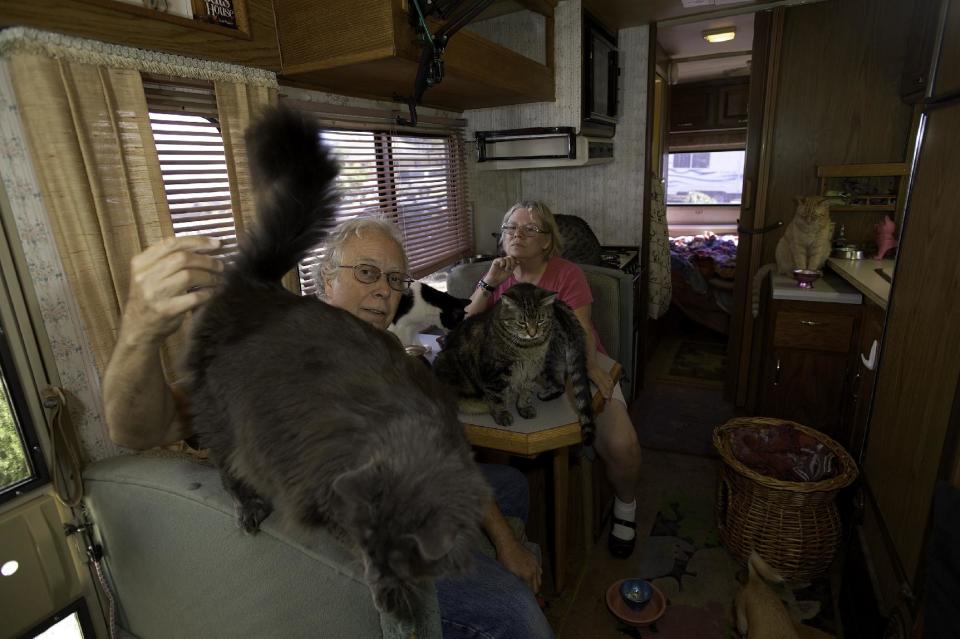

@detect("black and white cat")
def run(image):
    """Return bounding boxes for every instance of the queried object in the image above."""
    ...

[185,107,489,622]
[388,282,469,346]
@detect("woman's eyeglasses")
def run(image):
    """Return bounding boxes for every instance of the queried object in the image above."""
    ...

[500,224,547,237]
[338,264,413,292]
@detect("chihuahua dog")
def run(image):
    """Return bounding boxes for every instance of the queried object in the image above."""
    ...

[735,552,835,639]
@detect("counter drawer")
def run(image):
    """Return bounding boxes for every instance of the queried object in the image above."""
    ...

[774,312,855,352]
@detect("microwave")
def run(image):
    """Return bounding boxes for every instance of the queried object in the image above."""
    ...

[583,11,619,136]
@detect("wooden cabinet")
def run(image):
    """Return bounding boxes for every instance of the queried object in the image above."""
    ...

[843,301,885,461]
[669,83,713,131]
[275,0,556,111]
[668,78,749,133]
[717,82,750,128]
[0,0,281,71]
[759,298,861,446]
[899,0,945,102]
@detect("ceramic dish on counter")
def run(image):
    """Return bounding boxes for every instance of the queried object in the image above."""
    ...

[792,269,822,288]
[832,244,874,260]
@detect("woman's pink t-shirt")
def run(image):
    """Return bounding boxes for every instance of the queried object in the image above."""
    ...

[490,257,606,354]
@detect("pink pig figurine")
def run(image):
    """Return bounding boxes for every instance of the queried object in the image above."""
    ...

[874,215,898,260]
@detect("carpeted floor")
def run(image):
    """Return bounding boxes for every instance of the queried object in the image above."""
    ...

[630,383,737,457]
[546,450,838,638]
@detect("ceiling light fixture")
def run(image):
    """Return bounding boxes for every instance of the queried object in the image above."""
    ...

[703,27,736,43]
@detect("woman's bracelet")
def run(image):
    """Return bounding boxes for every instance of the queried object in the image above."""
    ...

[476,279,496,294]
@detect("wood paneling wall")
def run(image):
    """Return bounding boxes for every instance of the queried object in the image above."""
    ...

[759,0,914,258]
[465,0,649,251]
[865,101,960,585]
[0,0,281,71]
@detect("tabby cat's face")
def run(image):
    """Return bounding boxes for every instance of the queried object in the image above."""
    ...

[500,284,557,341]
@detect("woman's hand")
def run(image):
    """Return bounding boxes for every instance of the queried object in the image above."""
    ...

[123,236,223,346]
[483,256,519,287]
[496,537,542,593]
[588,364,615,400]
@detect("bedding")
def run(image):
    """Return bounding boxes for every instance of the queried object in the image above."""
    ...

[669,233,739,334]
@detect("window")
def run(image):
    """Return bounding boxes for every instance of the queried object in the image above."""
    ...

[297,128,472,297]
[0,315,48,504]
[144,77,238,260]
[666,150,745,205]
[143,81,472,295]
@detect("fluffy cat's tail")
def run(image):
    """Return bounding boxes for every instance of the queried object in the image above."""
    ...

[234,106,339,284]
[751,263,776,318]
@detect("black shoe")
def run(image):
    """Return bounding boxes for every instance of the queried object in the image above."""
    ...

[608,517,636,559]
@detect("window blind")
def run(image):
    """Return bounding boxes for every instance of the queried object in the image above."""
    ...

[143,77,238,260]
[298,128,473,297]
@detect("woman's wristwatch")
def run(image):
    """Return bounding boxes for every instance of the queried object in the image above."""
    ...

[476,279,496,294]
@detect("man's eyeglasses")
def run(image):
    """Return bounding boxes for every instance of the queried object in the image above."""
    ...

[500,224,547,237]
[338,264,413,292]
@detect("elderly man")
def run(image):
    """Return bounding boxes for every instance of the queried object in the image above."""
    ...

[103,218,553,639]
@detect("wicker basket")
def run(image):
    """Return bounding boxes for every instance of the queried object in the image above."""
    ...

[713,417,858,581]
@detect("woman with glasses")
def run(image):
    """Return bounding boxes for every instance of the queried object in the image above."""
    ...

[465,201,643,559]
[103,217,553,639]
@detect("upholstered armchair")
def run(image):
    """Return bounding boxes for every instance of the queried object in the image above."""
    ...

[83,455,441,639]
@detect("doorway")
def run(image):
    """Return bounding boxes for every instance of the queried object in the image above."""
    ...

[637,11,770,455]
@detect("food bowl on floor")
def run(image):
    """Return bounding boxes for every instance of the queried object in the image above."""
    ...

[618,578,653,610]
[607,579,666,627]
[791,269,822,289]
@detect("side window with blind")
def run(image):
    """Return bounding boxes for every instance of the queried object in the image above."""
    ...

[143,77,238,259]
[299,129,472,297]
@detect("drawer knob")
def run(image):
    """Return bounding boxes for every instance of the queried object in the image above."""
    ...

[799,320,822,326]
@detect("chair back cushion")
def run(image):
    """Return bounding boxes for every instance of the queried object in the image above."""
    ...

[83,455,440,639]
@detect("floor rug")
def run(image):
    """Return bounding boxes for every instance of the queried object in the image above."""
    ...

[648,337,727,390]
[626,484,838,638]
[629,383,735,457]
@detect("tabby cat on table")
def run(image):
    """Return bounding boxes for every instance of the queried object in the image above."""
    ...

[433,282,596,445]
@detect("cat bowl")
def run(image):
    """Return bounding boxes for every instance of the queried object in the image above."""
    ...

[792,269,822,289]
[607,579,666,627]
[618,578,653,610]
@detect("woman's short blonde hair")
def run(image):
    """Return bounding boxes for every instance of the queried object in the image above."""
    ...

[313,216,407,297]
[500,200,564,258]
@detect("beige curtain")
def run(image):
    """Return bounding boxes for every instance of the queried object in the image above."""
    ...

[8,53,174,375]
[214,82,297,293]
[7,52,280,376]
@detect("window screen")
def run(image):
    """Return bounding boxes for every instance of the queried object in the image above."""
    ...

[298,128,472,297]
[143,77,238,260]
[666,149,745,205]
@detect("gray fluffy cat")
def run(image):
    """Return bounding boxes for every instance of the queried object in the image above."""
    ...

[433,283,596,445]
[185,107,490,622]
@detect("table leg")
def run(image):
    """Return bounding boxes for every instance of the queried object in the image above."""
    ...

[581,457,594,550]
[552,446,569,593]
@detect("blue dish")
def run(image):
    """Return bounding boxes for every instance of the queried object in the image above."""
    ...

[619,579,653,611]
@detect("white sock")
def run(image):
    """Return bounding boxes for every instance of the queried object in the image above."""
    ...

[612,497,637,541]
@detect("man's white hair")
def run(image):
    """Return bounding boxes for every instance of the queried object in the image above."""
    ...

[314,216,407,297]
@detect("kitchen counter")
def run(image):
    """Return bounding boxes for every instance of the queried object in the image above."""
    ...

[826,257,894,309]
[771,272,862,304]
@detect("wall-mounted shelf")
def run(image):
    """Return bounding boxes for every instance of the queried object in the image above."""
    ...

[817,162,909,218]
